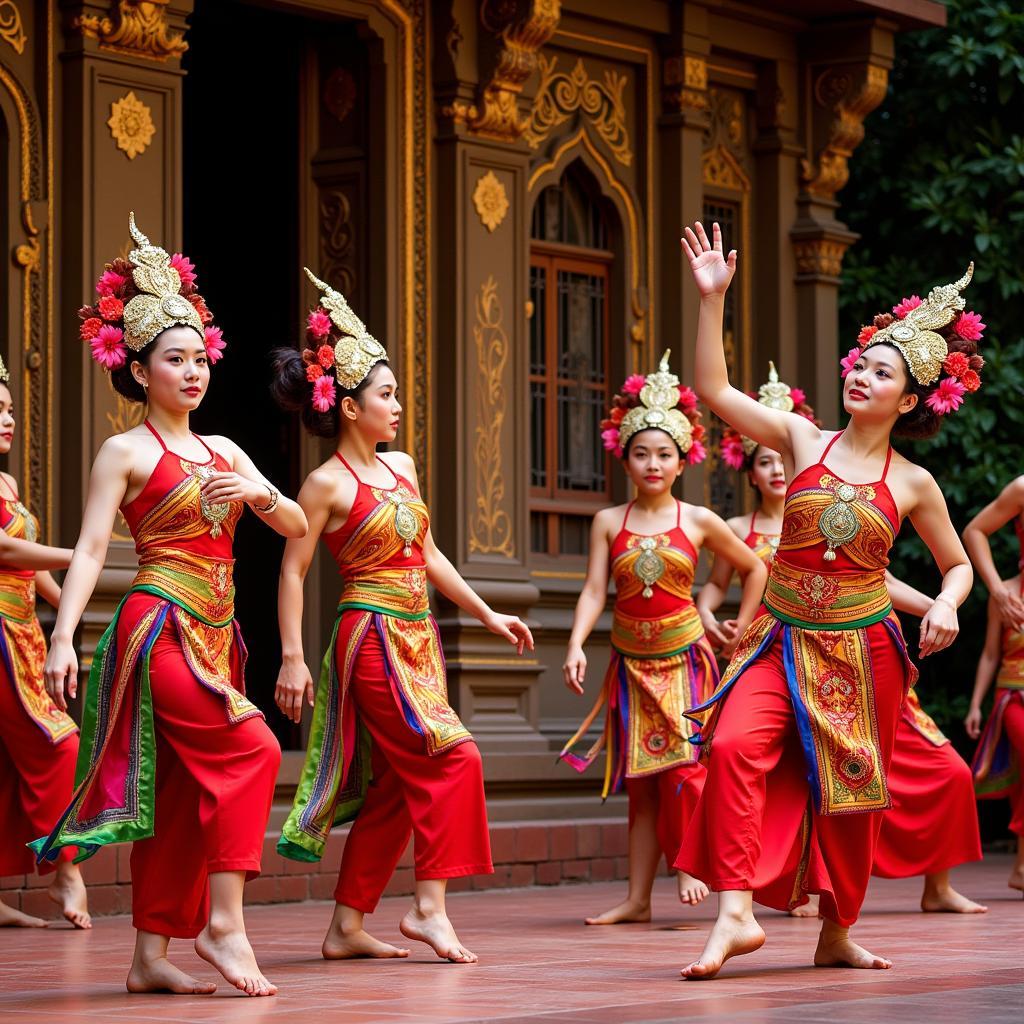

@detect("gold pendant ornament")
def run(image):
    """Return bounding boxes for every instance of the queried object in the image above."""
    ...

[184,461,229,539]
[391,492,418,557]
[634,537,666,598]
[12,501,36,542]
[819,482,861,561]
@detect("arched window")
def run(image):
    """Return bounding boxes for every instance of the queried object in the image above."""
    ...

[529,164,613,557]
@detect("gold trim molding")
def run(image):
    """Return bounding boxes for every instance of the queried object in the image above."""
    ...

[702,144,750,193]
[472,170,509,232]
[107,90,155,159]
[0,1,26,54]
[76,0,188,62]
[663,54,707,114]
[524,55,632,166]
[469,276,515,559]
[792,237,850,278]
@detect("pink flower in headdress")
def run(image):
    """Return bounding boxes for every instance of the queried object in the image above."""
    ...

[686,440,707,466]
[90,324,127,370]
[312,374,336,412]
[601,427,621,452]
[316,344,335,370]
[306,363,324,382]
[79,317,103,341]
[840,346,862,379]
[204,326,226,364]
[954,311,985,342]
[925,377,966,415]
[942,351,969,378]
[95,269,127,297]
[720,433,746,471]
[677,385,698,411]
[856,324,878,346]
[169,254,197,290]
[789,387,806,406]
[892,295,922,319]
[98,295,124,321]
[307,309,332,340]
[960,369,981,393]
[622,374,646,396]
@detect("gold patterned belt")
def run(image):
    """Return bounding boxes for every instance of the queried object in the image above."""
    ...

[0,574,35,623]
[339,566,430,621]
[764,557,891,629]
[134,547,235,626]
[611,604,704,659]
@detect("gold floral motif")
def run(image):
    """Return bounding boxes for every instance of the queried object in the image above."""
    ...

[662,54,707,113]
[472,170,509,232]
[76,1,188,62]
[107,92,156,160]
[792,238,849,278]
[523,55,632,166]
[469,277,514,558]
[0,1,26,54]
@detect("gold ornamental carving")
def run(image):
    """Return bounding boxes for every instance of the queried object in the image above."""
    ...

[523,55,632,166]
[0,1,26,54]
[801,63,888,199]
[107,91,155,159]
[319,187,356,297]
[472,170,510,232]
[663,54,707,114]
[793,238,849,278]
[469,276,515,559]
[77,0,188,61]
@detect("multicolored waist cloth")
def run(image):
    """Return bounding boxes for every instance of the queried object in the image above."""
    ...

[561,604,716,798]
[31,552,259,865]
[0,573,77,744]
[995,629,1024,689]
[279,597,471,863]
[972,687,1023,800]
[338,566,430,620]
[689,563,915,816]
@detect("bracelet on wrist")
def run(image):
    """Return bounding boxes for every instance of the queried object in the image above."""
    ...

[253,483,279,514]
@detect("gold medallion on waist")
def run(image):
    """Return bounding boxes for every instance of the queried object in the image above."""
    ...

[633,537,666,599]
[181,459,229,539]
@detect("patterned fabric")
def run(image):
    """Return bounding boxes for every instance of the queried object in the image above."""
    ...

[764,560,892,629]
[0,501,77,744]
[996,625,1024,689]
[972,688,1022,799]
[902,688,947,747]
[31,444,260,865]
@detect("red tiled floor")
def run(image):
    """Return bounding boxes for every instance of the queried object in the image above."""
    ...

[0,856,1021,1022]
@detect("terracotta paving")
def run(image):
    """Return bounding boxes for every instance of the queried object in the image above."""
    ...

[1,856,1021,1023]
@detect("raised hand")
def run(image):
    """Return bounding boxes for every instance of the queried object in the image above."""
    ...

[680,221,737,298]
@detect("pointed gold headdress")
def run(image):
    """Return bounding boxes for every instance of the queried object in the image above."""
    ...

[863,264,974,386]
[304,268,388,390]
[740,361,794,455]
[0,354,9,384]
[123,212,204,351]
[618,350,693,454]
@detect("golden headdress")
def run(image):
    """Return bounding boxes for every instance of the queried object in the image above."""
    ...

[123,212,204,351]
[863,263,974,386]
[617,350,694,455]
[304,268,388,390]
[0,355,8,384]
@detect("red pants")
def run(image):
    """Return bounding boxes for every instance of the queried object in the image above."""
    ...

[873,714,981,878]
[0,665,78,876]
[1002,696,1024,836]
[675,629,904,926]
[626,762,705,865]
[335,624,492,912]
[127,602,281,938]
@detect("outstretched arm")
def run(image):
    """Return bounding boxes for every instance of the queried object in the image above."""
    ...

[0,535,73,571]
[965,592,1003,739]
[963,476,1024,631]
[563,511,613,694]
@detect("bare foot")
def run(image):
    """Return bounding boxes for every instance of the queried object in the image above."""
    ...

[814,932,892,969]
[126,954,217,995]
[921,887,988,914]
[323,923,410,960]
[681,915,765,979]
[584,898,651,925]
[195,923,277,996]
[0,901,48,928]
[48,870,91,929]
[1008,865,1024,893]
[790,894,821,918]
[400,907,477,963]
[677,873,710,906]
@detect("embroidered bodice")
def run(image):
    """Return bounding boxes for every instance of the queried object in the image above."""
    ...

[744,508,780,567]
[0,495,38,580]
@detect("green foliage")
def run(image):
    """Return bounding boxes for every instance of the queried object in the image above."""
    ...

[839,0,1024,744]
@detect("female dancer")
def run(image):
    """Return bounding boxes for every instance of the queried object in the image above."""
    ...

[701,367,984,917]
[36,215,306,996]
[561,353,766,925]
[273,270,533,965]
[676,221,974,978]
[0,359,89,929]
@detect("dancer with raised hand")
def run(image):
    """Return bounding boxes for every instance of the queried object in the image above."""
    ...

[676,221,975,979]
[561,354,766,925]
[273,270,533,965]
[34,214,306,996]
[0,358,89,930]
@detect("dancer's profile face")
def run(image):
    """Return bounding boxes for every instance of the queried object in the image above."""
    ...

[342,364,401,444]
[133,326,210,412]
[0,384,14,455]
[748,446,785,499]
[842,345,917,422]
[624,429,683,495]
